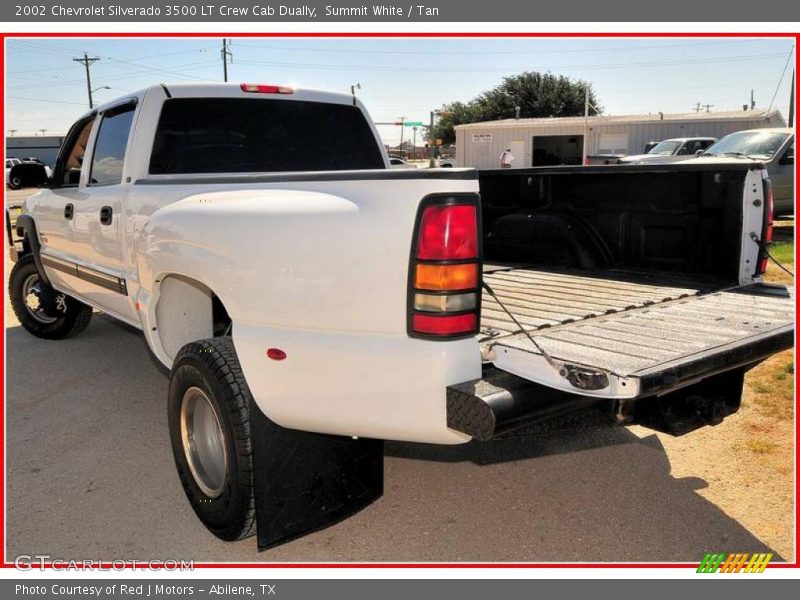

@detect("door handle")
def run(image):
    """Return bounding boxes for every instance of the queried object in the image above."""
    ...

[64,203,74,220]
[99,206,113,225]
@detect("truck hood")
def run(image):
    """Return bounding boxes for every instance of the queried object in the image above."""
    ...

[618,154,671,163]
[679,156,765,166]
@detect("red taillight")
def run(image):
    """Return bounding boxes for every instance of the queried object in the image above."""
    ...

[409,197,481,339]
[412,313,477,336]
[416,204,478,260]
[756,178,775,275]
[240,83,294,94]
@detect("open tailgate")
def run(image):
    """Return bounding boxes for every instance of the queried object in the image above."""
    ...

[481,269,794,399]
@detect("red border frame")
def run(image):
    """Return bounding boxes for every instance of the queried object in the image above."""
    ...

[1,29,797,571]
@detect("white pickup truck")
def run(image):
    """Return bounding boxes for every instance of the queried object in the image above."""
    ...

[7,83,794,551]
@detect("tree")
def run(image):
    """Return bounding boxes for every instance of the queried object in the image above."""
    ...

[432,72,601,144]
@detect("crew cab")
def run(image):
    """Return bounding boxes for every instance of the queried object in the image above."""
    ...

[7,84,794,550]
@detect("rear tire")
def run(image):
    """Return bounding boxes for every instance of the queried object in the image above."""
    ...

[8,254,93,339]
[168,338,256,542]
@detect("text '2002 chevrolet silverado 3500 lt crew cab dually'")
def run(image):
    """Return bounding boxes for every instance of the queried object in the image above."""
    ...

[6,83,794,550]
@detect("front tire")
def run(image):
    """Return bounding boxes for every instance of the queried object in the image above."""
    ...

[168,338,256,542]
[8,254,93,339]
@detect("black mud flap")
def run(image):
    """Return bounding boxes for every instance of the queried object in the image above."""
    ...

[248,399,384,551]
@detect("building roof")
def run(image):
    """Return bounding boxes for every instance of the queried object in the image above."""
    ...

[454,109,784,130]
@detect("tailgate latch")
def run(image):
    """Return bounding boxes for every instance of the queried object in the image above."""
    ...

[560,364,610,391]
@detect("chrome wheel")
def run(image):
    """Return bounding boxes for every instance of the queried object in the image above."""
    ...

[22,273,59,324]
[180,386,228,498]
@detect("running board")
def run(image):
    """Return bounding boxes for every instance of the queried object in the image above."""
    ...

[248,399,384,551]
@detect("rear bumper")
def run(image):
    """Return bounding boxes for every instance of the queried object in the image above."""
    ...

[446,366,601,441]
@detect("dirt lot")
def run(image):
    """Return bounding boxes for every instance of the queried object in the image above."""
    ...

[3,192,795,563]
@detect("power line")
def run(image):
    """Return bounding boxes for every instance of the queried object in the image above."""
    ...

[767,45,795,112]
[7,96,88,106]
[234,51,789,74]
[238,38,781,56]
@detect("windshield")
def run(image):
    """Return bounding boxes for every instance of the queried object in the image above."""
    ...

[703,131,790,159]
[647,140,681,155]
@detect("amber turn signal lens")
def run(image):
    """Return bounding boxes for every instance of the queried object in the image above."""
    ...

[415,263,478,291]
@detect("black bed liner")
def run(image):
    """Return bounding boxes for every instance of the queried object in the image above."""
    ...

[480,265,794,397]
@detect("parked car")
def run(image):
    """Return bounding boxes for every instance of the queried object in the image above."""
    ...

[388,156,415,169]
[685,128,794,217]
[7,84,793,551]
[5,157,22,188]
[618,137,718,164]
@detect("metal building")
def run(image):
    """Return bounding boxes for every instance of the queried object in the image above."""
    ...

[454,109,786,169]
[6,135,65,167]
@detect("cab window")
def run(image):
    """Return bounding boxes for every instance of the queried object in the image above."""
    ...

[57,117,96,187]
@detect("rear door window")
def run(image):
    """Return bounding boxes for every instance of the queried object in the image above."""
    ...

[149,98,385,174]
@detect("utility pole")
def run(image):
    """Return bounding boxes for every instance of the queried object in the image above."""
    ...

[398,116,406,157]
[703,103,714,113]
[751,89,756,110]
[73,53,100,109]
[693,102,702,113]
[8,129,17,137]
[412,126,417,159]
[582,86,589,165]
[789,70,795,127]
[428,111,435,167]
[221,39,233,82]
[39,129,47,136]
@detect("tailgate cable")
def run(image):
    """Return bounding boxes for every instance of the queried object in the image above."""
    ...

[481,280,610,391]
[750,233,794,278]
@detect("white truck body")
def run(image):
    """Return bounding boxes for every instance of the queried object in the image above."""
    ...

[9,84,793,549]
[14,84,793,447]
[20,84,481,444]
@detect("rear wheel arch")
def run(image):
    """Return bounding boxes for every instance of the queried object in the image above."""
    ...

[152,273,233,364]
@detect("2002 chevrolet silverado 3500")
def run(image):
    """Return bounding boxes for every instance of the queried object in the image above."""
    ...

[6,83,794,550]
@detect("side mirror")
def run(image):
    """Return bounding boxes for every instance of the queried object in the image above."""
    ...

[780,151,794,166]
[695,149,705,157]
[7,163,49,190]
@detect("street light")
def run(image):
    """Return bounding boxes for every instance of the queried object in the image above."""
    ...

[88,85,111,108]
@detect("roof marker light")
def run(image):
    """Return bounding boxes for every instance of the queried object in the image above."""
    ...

[240,83,294,94]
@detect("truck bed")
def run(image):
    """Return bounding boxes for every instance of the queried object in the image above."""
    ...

[480,265,794,397]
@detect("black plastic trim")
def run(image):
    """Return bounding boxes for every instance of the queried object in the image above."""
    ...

[14,214,49,286]
[160,83,172,98]
[40,254,128,296]
[478,162,764,176]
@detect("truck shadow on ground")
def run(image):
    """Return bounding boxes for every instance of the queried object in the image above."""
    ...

[4,314,784,563]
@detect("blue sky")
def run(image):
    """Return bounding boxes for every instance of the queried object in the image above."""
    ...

[5,37,796,143]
